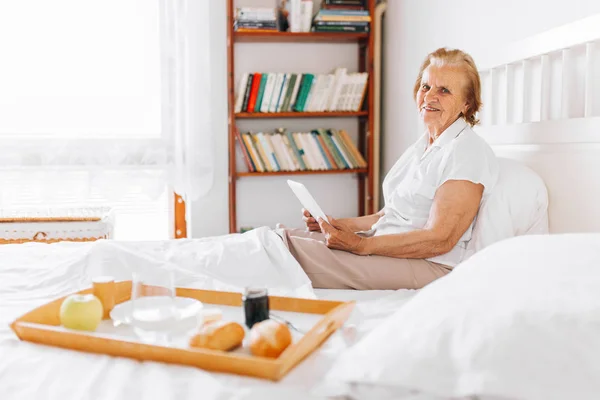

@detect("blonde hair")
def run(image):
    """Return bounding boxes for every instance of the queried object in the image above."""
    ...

[413,48,482,126]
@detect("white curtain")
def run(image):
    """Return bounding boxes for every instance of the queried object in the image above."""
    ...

[0,0,213,238]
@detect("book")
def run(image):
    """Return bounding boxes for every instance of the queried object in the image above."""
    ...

[246,73,262,112]
[234,73,249,113]
[242,133,264,172]
[235,126,255,171]
[313,25,369,32]
[260,74,277,113]
[253,74,269,112]
[251,133,273,171]
[241,73,254,112]
[235,69,368,114]
[339,129,367,167]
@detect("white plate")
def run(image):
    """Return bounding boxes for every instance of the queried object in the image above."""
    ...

[110,297,204,331]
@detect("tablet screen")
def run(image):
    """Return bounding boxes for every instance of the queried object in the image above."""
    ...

[286,180,327,222]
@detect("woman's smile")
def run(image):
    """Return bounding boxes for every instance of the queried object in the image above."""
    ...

[416,64,469,139]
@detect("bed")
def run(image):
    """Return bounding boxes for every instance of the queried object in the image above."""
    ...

[3,14,600,400]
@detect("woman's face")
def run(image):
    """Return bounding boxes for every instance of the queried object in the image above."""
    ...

[416,64,469,137]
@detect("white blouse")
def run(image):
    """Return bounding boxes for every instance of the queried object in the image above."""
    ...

[370,118,499,267]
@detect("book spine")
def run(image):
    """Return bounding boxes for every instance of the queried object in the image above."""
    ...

[311,131,332,169]
[234,73,249,113]
[258,132,280,171]
[281,74,297,112]
[260,74,276,113]
[314,20,370,26]
[332,129,357,167]
[289,0,302,32]
[301,75,317,112]
[339,129,367,167]
[313,25,370,32]
[354,72,369,111]
[322,129,346,169]
[268,73,284,113]
[292,75,309,112]
[300,74,316,112]
[241,73,254,112]
[242,133,264,172]
[286,130,307,170]
[268,133,288,170]
[318,10,369,16]
[275,73,290,112]
[251,133,272,171]
[246,73,262,113]
[277,134,294,171]
[315,15,371,22]
[326,129,350,168]
[300,0,313,33]
[307,132,327,170]
[281,134,300,170]
[298,133,316,170]
[315,130,337,169]
[253,73,269,113]
[235,128,255,171]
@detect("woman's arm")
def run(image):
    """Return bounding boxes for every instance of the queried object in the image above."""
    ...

[303,209,383,233]
[318,180,483,258]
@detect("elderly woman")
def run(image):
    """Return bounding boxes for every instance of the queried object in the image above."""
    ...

[277,47,499,290]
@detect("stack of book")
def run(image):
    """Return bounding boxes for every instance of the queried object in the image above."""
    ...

[313,7,370,33]
[234,7,278,32]
[321,0,366,10]
[234,68,368,114]
[236,127,367,172]
[285,0,314,32]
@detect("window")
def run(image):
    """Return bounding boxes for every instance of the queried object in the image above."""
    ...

[0,0,177,240]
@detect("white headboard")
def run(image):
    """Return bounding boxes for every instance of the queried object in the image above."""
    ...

[473,14,600,233]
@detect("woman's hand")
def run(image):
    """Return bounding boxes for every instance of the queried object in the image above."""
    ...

[302,208,322,232]
[318,216,369,255]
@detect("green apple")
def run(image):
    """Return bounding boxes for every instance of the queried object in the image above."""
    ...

[59,294,104,332]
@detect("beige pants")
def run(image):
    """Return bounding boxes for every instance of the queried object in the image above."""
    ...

[275,227,452,290]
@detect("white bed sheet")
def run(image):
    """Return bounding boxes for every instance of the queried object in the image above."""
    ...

[0,232,483,400]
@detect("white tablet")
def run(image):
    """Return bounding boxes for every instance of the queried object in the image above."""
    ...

[286,180,328,222]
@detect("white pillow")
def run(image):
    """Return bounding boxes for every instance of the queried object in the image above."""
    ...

[327,233,600,400]
[467,157,549,257]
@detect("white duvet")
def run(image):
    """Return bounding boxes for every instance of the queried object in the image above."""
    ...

[0,227,427,400]
[3,229,598,400]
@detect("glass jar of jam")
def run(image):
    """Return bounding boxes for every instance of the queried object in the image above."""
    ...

[242,287,269,329]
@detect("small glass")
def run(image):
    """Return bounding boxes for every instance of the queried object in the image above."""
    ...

[130,268,176,345]
[243,287,269,329]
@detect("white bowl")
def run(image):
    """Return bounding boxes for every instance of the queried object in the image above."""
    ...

[110,297,204,332]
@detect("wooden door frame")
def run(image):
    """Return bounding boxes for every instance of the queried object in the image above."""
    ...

[174,193,187,238]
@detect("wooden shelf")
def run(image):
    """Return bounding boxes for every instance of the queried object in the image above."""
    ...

[235,111,368,119]
[226,0,376,233]
[236,168,368,177]
[234,31,369,43]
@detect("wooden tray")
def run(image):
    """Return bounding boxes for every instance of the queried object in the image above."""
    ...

[10,281,355,381]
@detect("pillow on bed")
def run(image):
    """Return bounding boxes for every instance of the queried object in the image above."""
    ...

[326,233,600,400]
[467,157,549,258]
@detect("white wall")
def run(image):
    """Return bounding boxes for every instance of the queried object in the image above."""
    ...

[383,0,600,173]
[193,0,600,238]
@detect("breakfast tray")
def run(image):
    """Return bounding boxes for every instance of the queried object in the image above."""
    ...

[10,281,355,381]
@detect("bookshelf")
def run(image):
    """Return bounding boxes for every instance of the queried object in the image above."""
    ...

[227,0,376,233]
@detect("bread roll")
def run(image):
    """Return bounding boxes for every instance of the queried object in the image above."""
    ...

[189,320,245,351]
[248,319,292,358]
